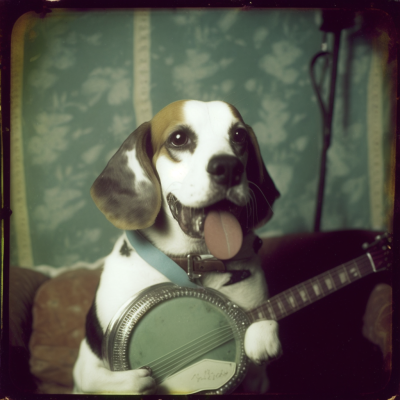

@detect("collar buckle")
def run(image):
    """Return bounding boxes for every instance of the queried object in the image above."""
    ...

[187,254,202,281]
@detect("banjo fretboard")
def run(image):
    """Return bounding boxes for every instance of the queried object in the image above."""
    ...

[248,247,386,323]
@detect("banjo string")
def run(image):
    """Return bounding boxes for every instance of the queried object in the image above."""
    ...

[154,329,235,383]
[147,326,233,376]
[142,325,233,370]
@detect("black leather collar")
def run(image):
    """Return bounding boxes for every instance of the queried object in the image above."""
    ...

[171,236,262,286]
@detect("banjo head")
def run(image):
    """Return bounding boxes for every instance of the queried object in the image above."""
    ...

[102,282,251,394]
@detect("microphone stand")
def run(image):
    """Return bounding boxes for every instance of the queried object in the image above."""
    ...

[311,10,355,232]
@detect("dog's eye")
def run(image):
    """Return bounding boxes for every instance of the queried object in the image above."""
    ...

[232,128,247,144]
[169,131,188,147]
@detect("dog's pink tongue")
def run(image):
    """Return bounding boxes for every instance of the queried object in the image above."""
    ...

[204,210,243,260]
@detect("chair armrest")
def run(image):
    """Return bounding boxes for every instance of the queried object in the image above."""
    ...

[9,266,49,393]
[9,266,49,349]
[362,283,392,368]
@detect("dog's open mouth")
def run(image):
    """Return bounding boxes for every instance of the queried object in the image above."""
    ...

[167,193,242,239]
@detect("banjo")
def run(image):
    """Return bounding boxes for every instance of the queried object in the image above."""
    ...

[102,233,392,395]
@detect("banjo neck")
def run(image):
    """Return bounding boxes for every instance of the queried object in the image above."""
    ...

[247,243,390,323]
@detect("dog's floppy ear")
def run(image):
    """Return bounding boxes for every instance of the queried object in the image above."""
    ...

[245,124,280,229]
[91,122,161,230]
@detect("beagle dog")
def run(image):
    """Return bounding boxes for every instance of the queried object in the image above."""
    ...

[73,100,281,394]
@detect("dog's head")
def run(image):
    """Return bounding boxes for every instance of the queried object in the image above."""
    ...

[91,100,279,237]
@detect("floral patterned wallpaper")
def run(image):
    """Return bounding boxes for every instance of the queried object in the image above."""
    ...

[10,9,394,268]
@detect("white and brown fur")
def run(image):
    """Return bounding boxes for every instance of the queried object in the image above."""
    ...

[73,100,282,394]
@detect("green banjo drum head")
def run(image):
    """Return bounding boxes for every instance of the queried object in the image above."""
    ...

[103,283,251,395]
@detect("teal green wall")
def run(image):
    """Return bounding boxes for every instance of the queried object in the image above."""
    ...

[11,9,393,267]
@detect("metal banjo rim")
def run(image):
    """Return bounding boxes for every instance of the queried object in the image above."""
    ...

[102,282,251,395]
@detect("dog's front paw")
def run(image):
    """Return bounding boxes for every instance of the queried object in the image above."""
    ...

[76,367,157,394]
[244,320,281,365]
[126,368,157,395]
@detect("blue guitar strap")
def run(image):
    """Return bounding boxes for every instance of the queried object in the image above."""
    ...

[125,230,202,289]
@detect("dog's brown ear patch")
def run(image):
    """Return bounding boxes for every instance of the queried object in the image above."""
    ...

[245,124,280,229]
[91,122,161,230]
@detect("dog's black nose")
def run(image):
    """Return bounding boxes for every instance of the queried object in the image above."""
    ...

[207,155,244,187]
